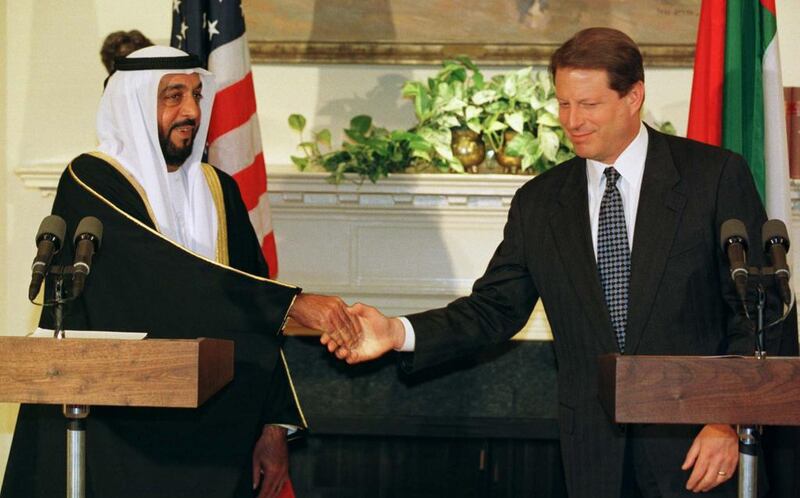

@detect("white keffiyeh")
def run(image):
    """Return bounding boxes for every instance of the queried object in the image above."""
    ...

[96,45,219,259]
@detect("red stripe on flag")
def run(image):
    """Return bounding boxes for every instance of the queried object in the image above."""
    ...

[232,153,267,211]
[262,230,279,279]
[207,72,257,145]
[687,0,727,146]
[759,0,776,15]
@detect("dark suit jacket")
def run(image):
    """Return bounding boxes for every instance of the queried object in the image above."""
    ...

[406,127,786,497]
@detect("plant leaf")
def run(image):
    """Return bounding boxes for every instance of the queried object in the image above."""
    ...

[503,75,517,98]
[288,114,306,132]
[506,111,525,133]
[536,70,553,95]
[473,72,485,89]
[505,131,535,157]
[441,115,462,128]
[350,115,372,134]
[536,112,561,127]
[401,81,423,98]
[315,129,332,147]
[411,148,432,161]
[454,55,479,71]
[448,156,465,173]
[466,118,482,134]
[539,126,560,162]
[290,155,309,170]
[344,128,367,144]
[543,98,559,116]
[521,154,534,171]
[465,105,483,121]
[486,120,508,132]
[471,89,497,106]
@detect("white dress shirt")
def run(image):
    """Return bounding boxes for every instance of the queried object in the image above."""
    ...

[397,123,650,352]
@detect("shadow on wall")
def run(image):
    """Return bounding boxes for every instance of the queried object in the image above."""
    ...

[317,73,415,136]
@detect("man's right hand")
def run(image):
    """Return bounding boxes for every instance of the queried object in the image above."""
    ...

[324,303,405,364]
[290,293,358,348]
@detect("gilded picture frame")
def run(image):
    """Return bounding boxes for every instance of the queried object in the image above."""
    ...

[243,0,700,67]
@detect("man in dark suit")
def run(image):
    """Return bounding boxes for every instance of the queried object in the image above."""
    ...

[324,28,783,497]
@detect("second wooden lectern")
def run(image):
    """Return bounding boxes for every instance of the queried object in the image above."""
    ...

[598,354,800,497]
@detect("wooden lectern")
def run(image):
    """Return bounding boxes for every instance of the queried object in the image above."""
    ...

[0,336,235,498]
[598,354,800,497]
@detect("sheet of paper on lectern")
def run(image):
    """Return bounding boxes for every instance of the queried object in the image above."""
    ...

[29,328,148,340]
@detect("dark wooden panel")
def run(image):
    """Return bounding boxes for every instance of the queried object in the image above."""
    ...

[307,415,559,440]
[599,354,800,425]
[283,337,560,438]
[489,439,568,498]
[289,435,568,498]
[290,435,487,498]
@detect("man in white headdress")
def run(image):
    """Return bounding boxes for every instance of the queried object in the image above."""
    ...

[2,46,353,498]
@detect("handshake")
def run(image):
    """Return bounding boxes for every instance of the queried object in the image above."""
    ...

[288,293,407,364]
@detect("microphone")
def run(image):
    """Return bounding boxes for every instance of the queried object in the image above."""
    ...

[762,219,792,305]
[28,215,67,301]
[720,219,750,303]
[71,217,103,299]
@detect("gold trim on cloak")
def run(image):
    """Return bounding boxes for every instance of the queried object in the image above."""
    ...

[88,151,161,230]
[200,163,229,266]
[281,344,309,429]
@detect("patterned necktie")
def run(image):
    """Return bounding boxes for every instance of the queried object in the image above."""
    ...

[597,167,630,353]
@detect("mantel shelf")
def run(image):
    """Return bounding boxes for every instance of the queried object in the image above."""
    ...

[15,162,800,216]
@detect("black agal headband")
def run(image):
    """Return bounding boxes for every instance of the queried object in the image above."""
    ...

[113,55,204,71]
[104,54,204,89]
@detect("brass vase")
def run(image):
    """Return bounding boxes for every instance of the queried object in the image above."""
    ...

[494,130,523,174]
[451,128,486,173]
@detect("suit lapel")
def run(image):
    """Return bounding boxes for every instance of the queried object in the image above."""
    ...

[549,159,617,353]
[625,128,686,354]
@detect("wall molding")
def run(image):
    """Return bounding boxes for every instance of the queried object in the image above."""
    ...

[14,162,65,195]
[16,162,800,214]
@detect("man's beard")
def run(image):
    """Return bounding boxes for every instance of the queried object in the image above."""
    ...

[160,119,197,167]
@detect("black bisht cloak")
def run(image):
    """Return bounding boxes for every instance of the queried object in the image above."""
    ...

[2,153,305,498]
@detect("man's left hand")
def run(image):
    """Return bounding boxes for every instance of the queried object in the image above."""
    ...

[681,423,738,492]
[252,425,289,498]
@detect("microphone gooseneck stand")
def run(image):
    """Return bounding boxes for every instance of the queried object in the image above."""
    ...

[38,266,90,498]
[735,271,794,498]
[27,214,102,498]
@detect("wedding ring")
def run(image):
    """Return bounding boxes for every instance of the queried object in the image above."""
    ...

[717,471,727,477]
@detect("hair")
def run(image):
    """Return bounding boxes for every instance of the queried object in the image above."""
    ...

[549,27,644,96]
[100,30,154,74]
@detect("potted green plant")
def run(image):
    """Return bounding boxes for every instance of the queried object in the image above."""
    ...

[401,56,488,173]
[288,114,433,184]
[472,67,574,174]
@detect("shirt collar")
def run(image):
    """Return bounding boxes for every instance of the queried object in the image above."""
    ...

[586,122,648,188]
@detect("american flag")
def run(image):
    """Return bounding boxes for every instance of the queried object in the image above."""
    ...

[171,0,279,278]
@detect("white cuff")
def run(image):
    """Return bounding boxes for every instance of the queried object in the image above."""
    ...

[273,424,299,436]
[395,316,416,352]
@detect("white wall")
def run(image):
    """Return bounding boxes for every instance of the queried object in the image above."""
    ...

[1,0,799,481]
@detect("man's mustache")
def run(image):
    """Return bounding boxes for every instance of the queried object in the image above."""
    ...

[170,119,197,133]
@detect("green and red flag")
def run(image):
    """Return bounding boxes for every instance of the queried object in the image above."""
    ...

[687,0,791,222]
